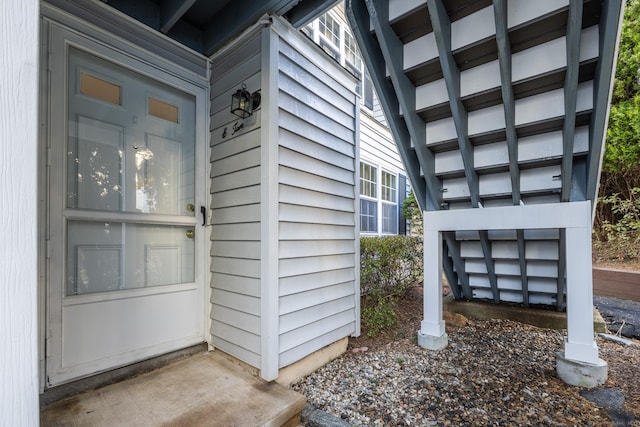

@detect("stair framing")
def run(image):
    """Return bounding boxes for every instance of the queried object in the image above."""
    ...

[347,0,623,308]
[347,0,623,386]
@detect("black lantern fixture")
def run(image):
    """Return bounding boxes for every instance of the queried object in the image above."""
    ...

[230,83,261,118]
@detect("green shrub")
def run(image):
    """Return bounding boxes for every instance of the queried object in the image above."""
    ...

[361,297,397,337]
[593,188,640,262]
[360,235,423,336]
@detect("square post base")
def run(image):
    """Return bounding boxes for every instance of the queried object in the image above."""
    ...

[417,331,448,350]
[556,351,608,388]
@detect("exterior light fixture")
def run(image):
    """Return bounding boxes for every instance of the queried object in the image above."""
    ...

[230,83,261,118]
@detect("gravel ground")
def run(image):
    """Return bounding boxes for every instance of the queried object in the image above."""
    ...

[293,319,640,426]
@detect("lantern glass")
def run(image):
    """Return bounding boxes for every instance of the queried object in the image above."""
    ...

[231,86,252,118]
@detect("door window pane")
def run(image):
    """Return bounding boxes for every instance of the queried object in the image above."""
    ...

[80,72,121,105]
[148,97,179,123]
[67,47,195,216]
[66,221,195,296]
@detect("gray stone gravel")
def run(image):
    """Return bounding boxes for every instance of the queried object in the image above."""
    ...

[293,319,617,426]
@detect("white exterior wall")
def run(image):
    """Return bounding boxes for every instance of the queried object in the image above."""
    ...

[309,3,407,236]
[275,28,359,368]
[360,113,404,173]
[0,0,40,423]
[210,19,359,380]
[210,32,264,369]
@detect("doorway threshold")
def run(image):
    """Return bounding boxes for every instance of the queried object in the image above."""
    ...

[41,350,306,426]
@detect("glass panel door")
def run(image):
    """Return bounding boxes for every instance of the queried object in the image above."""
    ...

[46,26,206,386]
[65,47,197,296]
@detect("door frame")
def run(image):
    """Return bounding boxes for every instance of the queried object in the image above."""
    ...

[40,12,211,389]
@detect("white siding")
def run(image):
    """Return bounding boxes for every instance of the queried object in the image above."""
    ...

[1,0,39,423]
[209,19,358,379]
[360,113,404,173]
[210,32,263,368]
[277,35,358,369]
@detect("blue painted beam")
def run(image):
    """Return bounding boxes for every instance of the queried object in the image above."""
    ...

[426,0,479,208]
[202,0,296,55]
[359,0,443,212]
[493,0,519,205]
[561,0,583,202]
[587,0,624,203]
[442,241,463,300]
[347,0,428,211]
[286,0,342,28]
[516,229,529,307]
[493,0,527,305]
[428,0,498,303]
[443,232,472,300]
[557,229,567,311]
[160,0,197,34]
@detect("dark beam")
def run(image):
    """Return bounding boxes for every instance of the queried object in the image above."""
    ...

[517,229,529,307]
[493,0,520,205]
[428,0,498,302]
[557,229,567,311]
[479,230,500,303]
[586,0,624,203]
[160,0,197,34]
[443,239,462,300]
[286,0,342,28]
[202,0,296,55]
[347,0,428,211]
[426,0,479,208]
[561,0,583,202]
[362,0,443,211]
[494,0,527,305]
[443,232,472,300]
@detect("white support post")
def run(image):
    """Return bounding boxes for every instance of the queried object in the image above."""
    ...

[556,204,607,387]
[417,212,448,350]
[564,225,599,363]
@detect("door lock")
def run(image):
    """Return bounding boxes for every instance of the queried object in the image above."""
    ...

[186,203,195,212]
[186,229,194,239]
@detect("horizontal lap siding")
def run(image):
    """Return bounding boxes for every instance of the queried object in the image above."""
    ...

[209,32,262,368]
[276,37,358,368]
[360,116,404,173]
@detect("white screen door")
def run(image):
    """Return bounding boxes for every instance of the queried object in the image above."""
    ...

[46,27,207,386]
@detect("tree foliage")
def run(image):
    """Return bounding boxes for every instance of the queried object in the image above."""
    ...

[594,0,640,261]
[602,0,640,181]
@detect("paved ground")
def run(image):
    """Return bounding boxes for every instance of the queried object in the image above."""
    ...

[41,352,306,427]
[594,296,640,339]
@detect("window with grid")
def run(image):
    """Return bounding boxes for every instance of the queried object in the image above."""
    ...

[360,162,378,233]
[381,171,397,234]
[381,171,396,203]
[344,32,362,71]
[360,199,377,232]
[319,13,340,48]
[360,162,377,198]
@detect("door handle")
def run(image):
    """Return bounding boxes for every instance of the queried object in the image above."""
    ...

[200,206,207,226]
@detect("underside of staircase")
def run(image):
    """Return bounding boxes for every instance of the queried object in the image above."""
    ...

[347,0,623,310]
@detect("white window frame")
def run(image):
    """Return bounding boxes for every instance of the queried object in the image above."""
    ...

[381,169,398,234]
[359,161,378,234]
[318,12,341,61]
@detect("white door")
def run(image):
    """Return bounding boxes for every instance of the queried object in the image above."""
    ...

[46,27,208,386]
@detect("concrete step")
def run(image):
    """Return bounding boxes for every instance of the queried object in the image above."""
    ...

[41,351,306,427]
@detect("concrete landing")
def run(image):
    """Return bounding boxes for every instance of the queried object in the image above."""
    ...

[41,351,306,427]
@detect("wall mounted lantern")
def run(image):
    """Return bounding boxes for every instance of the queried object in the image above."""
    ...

[230,83,261,118]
